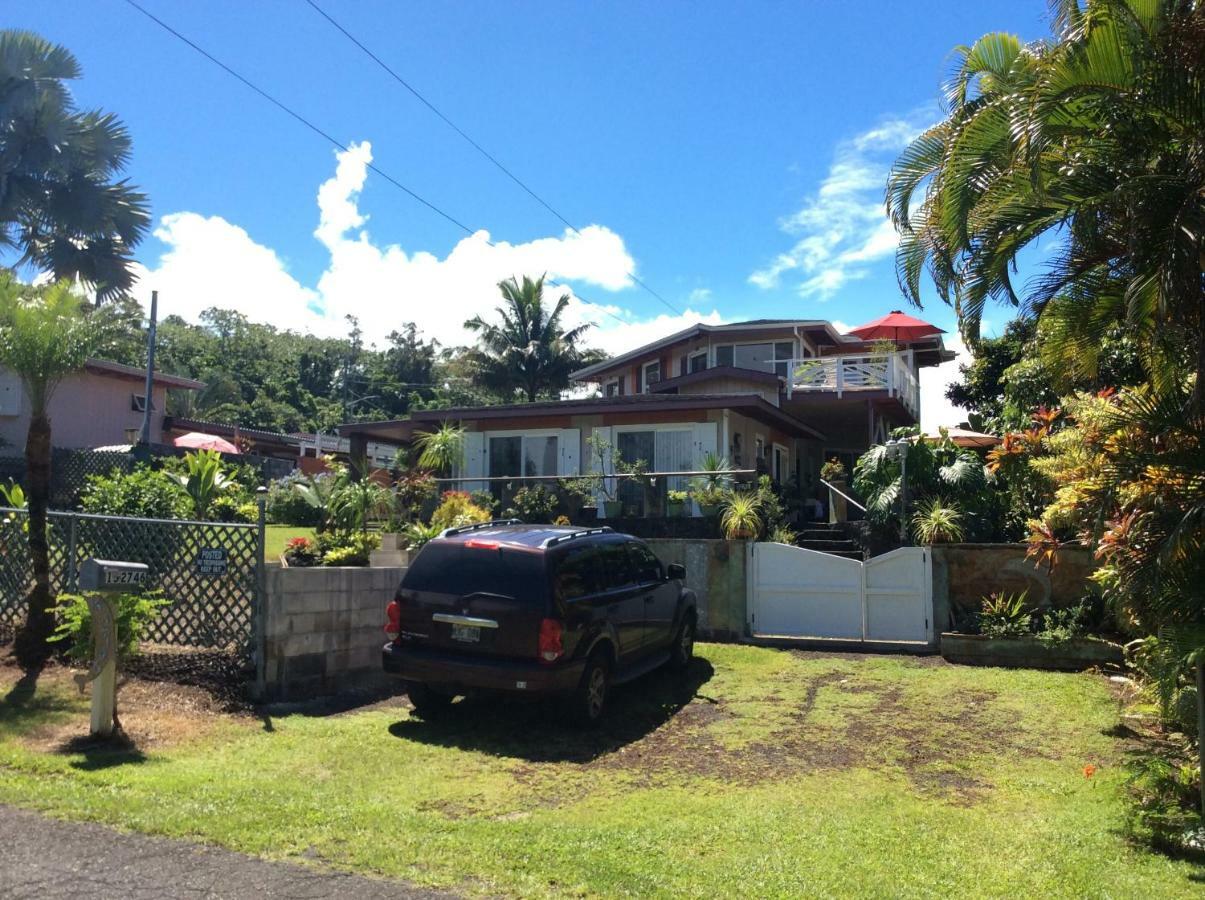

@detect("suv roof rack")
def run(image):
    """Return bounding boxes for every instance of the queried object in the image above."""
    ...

[441,518,523,538]
[542,526,614,548]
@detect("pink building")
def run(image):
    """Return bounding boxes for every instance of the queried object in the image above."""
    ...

[0,359,204,452]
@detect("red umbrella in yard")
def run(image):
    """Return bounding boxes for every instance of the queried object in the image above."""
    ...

[846,310,945,343]
[173,432,239,454]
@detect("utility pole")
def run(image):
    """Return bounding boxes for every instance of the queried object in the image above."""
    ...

[138,290,158,446]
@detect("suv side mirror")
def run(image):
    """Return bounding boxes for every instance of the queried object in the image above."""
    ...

[667,563,686,581]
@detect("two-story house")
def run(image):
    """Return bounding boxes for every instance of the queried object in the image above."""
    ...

[340,316,953,514]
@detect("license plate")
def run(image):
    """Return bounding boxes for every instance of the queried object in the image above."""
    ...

[450,624,480,643]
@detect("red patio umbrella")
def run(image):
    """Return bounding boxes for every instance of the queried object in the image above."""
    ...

[173,432,239,454]
[846,310,945,343]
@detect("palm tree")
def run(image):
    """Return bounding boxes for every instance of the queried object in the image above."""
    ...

[0,276,114,666]
[886,0,1204,408]
[413,422,464,477]
[463,275,600,402]
[1,30,150,301]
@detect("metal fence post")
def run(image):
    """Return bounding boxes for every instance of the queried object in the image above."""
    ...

[254,486,268,699]
[66,513,79,592]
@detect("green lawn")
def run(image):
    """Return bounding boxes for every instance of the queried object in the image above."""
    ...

[263,524,315,559]
[0,646,1199,898]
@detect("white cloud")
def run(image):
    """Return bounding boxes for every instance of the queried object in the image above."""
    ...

[750,110,934,300]
[132,141,713,354]
[919,335,971,430]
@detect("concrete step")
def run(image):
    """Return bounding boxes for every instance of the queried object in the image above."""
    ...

[798,539,861,552]
[369,549,408,568]
[800,529,847,541]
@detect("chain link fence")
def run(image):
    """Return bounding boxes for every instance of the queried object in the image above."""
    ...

[0,508,263,673]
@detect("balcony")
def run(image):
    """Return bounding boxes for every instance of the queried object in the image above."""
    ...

[786,352,920,419]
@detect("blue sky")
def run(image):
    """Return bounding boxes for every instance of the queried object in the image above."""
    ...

[12,0,1054,424]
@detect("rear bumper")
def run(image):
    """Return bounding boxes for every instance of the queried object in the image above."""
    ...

[382,641,585,695]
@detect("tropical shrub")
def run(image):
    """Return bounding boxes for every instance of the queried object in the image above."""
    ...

[235,501,259,523]
[510,485,557,523]
[402,521,441,550]
[0,480,25,509]
[330,477,394,534]
[266,471,322,526]
[282,536,319,567]
[80,465,191,520]
[293,463,348,533]
[208,494,242,523]
[854,427,1003,543]
[430,491,492,531]
[394,470,438,519]
[978,591,1032,639]
[768,525,798,545]
[321,532,380,567]
[170,449,232,520]
[49,590,170,664]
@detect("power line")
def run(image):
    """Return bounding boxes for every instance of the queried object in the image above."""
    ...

[119,0,637,332]
[300,0,683,317]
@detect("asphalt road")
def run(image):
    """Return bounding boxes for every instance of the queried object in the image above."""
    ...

[0,805,449,899]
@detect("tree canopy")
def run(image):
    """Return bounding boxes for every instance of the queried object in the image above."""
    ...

[0,31,149,301]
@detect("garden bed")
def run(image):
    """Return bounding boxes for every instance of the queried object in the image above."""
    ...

[940,632,1123,671]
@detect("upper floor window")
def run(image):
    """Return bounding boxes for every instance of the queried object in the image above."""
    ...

[689,351,707,373]
[604,377,625,397]
[642,360,661,392]
[714,341,796,377]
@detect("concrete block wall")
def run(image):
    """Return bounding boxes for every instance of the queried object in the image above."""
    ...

[930,543,1094,632]
[262,566,404,701]
[646,539,749,641]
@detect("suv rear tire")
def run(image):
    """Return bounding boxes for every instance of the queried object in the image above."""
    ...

[406,682,454,720]
[567,650,610,726]
[669,613,696,671]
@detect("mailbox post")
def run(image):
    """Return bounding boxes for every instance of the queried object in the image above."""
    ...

[77,559,149,738]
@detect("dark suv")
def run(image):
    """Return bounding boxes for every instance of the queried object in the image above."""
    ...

[382,521,697,724]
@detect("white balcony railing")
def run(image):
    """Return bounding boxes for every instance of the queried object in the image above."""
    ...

[786,352,920,418]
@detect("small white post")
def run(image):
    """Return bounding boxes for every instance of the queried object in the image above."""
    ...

[90,597,117,738]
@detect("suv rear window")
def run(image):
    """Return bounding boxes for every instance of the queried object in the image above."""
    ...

[402,542,546,602]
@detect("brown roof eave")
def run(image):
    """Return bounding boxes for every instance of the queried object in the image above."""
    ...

[340,395,825,442]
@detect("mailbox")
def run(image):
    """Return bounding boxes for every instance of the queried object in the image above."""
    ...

[79,559,150,592]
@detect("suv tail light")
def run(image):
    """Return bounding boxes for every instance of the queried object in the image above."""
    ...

[384,599,401,642]
[538,618,563,664]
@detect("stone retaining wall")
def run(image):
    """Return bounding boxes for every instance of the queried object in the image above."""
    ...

[262,566,403,701]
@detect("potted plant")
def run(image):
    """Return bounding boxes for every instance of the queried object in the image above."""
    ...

[587,432,625,519]
[666,488,690,517]
[720,492,762,539]
[691,452,734,516]
[820,457,847,486]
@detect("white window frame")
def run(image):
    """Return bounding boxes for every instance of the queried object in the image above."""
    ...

[483,429,562,478]
[711,339,799,376]
[604,377,623,397]
[772,442,789,483]
[688,350,708,373]
[641,359,662,393]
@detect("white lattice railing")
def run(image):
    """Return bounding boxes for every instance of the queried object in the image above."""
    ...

[787,352,920,418]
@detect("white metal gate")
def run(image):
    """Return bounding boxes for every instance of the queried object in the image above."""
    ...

[747,543,932,646]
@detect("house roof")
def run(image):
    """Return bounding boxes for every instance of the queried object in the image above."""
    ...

[164,417,301,447]
[339,393,826,442]
[649,365,782,394]
[570,319,857,381]
[84,359,205,391]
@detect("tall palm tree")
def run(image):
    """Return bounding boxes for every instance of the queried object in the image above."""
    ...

[463,275,600,402]
[886,0,1204,408]
[1,30,150,301]
[0,276,115,666]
